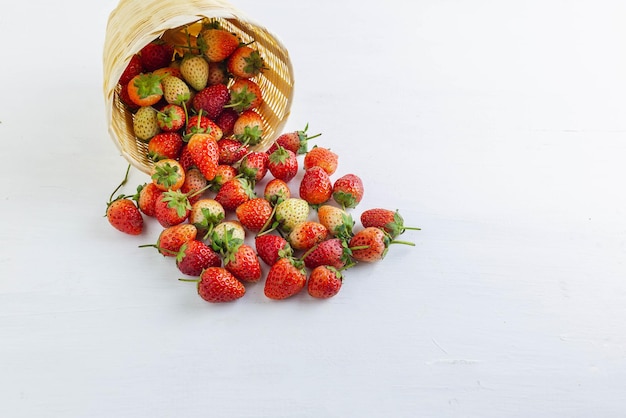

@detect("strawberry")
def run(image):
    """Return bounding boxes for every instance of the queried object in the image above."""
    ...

[223,243,262,283]
[178,144,195,172]
[139,41,173,72]
[287,221,328,251]
[214,177,255,211]
[267,124,321,155]
[179,54,209,91]
[185,114,223,140]
[264,257,307,300]
[235,197,273,233]
[209,221,246,254]
[106,197,143,235]
[255,234,292,266]
[238,151,269,184]
[133,182,162,217]
[156,104,186,132]
[307,266,343,299]
[119,82,140,111]
[133,106,160,141]
[268,146,298,183]
[189,198,225,235]
[186,133,220,181]
[226,79,263,112]
[160,75,191,105]
[274,198,310,233]
[148,132,183,161]
[316,204,354,240]
[302,238,355,270]
[348,227,415,263]
[218,138,248,165]
[233,110,264,146]
[180,167,208,204]
[199,28,240,63]
[176,239,222,276]
[207,61,230,85]
[141,223,197,257]
[332,174,364,209]
[264,178,291,206]
[303,146,338,175]
[209,164,238,192]
[154,190,192,227]
[299,166,332,206]
[118,54,143,85]
[360,209,421,239]
[150,158,185,191]
[192,83,230,119]
[215,108,239,137]
[127,73,163,107]
[182,267,245,303]
[153,66,183,79]
[227,45,265,78]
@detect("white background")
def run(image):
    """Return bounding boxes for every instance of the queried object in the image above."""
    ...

[2,0,626,416]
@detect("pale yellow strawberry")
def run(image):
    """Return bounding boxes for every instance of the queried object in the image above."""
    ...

[180,55,210,91]
[133,106,160,141]
[161,75,191,105]
[275,198,310,233]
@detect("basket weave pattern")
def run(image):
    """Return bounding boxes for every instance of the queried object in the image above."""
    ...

[103,0,294,174]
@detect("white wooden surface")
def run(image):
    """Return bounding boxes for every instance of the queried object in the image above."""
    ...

[1,0,626,416]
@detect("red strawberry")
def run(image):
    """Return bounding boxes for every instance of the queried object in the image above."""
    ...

[303,146,339,175]
[176,239,222,276]
[233,110,264,146]
[214,177,256,211]
[255,234,292,266]
[299,166,332,206]
[154,190,192,227]
[215,108,239,137]
[150,158,185,191]
[302,238,354,270]
[267,124,321,155]
[287,221,328,251]
[238,151,269,184]
[207,61,230,85]
[178,144,195,172]
[185,114,223,140]
[264,178,291,206]
[199,28,240,63]
[139,41,173,72]
[224,243,262,283]
[332,174,364,209]
[141,223,197,257]
[360,208,421,239]
[235,197,273,233]
[132,182,163,217]
[348,227,414,263]
[148,132,183,161]
[118,82,141,111]
[127,73,163,107]
[218,138,248,165]
[264,257,307,300]
[180,167,208,204]
[192,84,230,119]
[316,204,354,240]
[106,197,143,235]
[227,45,265,78]
[182,267,245,303]
[187,133,220,181]
[156,104,186,132]
[307,266,343,299]
[268,146,298,183]
[226,79,263,112]
[210,164,238,192]
[118,54,144,85]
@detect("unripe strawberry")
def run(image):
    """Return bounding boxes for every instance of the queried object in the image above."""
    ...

[180,54,209,91]
[274,198,310,233]
[161,75,191,105]
[133,106,160,141]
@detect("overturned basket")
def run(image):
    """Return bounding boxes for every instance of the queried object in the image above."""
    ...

[103,0,295,174]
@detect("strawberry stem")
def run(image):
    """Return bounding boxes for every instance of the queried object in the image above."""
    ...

[390,240,416,246]
[107,164,131,204]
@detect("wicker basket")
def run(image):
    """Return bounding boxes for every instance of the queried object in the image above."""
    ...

[103,0,295,174]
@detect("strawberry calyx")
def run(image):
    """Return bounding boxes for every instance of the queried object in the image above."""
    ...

[133,73,164,99]
[151,160,183,189]
[242,50,266,76]
[386,210,422,238]
[225,86,257,113]
[234,125,263,147]
[296,123,322,154]
[268,146,290,165]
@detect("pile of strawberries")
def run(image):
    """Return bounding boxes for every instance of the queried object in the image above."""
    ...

[106,21,420,302]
